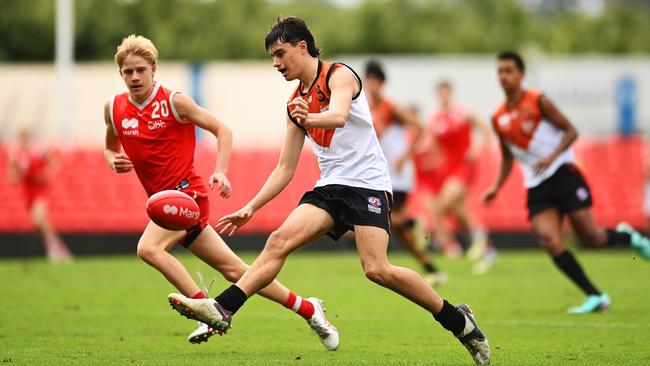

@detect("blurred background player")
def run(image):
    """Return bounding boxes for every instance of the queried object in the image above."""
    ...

[485,51,650,314]
[364,60,446,286]
[415,80,495,272]
[7,127,72,262]
[104,34,338,347]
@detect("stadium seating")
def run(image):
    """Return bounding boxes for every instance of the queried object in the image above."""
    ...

[0,137,645,233]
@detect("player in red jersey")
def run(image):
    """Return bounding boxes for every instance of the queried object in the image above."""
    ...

[364,60,446,286]
[8,128,72,262]
[417,81,495,272]
[485,51,650,313]
[103,35,338,347]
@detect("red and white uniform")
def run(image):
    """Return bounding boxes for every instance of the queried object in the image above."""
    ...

[370,99,414,192]
[416,103,474,192]
[110,82,209,233]
[11,143,50,208]
[288,61,392,193]
[492,90,575,188]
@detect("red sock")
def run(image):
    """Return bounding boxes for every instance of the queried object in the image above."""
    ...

[284,291,314,320]
[192,291,206,299]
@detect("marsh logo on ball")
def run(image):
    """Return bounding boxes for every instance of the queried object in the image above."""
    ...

[367,196,382,214]
[163,204,178,215]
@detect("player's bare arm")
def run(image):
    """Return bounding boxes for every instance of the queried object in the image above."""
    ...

[216,118,305,236]
[6,150,19,182]
[534,95,578,171]
[483,136,514,205]
[172,93,233,198]
[103,101,133,174]
[289,67,358,129]
[467,113,493,161]
[392,103,425,170]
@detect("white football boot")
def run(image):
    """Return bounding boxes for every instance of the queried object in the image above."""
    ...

[168,293,232,334]
[188,321,221,344]
[305,297,339,351]
[456,304,491,365]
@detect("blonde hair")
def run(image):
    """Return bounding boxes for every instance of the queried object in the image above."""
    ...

[114,34,158,68]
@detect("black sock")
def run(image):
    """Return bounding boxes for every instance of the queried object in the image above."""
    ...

[215,285,248,314]
[606,229,631,247]
[433,300,466,335]
[424,262,438,273]
[552,250,600,296]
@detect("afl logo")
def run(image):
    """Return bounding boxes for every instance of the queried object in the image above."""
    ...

[367,197,382,207]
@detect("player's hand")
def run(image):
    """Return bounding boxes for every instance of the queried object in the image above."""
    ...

[215,205,254,236]
[209,171,231,199]
[112,153,133,173]
[533,155,555,174]
[482,187,499,205]
[288,97,309,126]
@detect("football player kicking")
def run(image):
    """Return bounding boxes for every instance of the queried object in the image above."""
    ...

[167,17,490,364]
[103,34,338,348]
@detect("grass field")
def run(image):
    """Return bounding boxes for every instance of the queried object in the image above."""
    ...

[1,249,649,365]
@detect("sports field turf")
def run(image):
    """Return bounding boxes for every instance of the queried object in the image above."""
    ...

[1,249,649,365]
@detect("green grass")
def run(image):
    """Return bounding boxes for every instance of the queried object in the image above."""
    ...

[1,249,649,365]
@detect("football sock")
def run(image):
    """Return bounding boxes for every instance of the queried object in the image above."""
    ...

[215,285,248,314]
[424,262,438,274]
[605,229,631,246]
[192,291,206,299]
[283,291,315,320]
[552,250,600,296]
[433,300,466,336]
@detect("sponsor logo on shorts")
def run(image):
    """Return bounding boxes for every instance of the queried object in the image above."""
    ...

[163,204,178,215]
[367,196,382,214]
[576,187,589,201]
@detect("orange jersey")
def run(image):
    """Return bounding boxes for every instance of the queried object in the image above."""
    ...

[287,61,345,148]
[286,60,392,192]
[369,99,395,138]
[492,89,574,188]
[492,90,543,150]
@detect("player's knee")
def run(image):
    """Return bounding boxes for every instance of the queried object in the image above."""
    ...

[363,263,391,285]
[136,243,160,263]
[265,230,292,257]
[537,233,562,253]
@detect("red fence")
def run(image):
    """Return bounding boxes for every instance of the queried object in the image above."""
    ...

[0,137,645,233]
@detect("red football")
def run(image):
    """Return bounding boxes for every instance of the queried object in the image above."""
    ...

[146,190,200,231]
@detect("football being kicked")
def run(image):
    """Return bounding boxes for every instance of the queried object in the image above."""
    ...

[146,190,200,231]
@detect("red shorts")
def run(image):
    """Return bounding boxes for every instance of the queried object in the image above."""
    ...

[417,161,475,194]
[22,184,48,210]
[178,191,209,248]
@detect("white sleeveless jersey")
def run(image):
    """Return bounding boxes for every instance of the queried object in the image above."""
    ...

[288,61,392,193]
